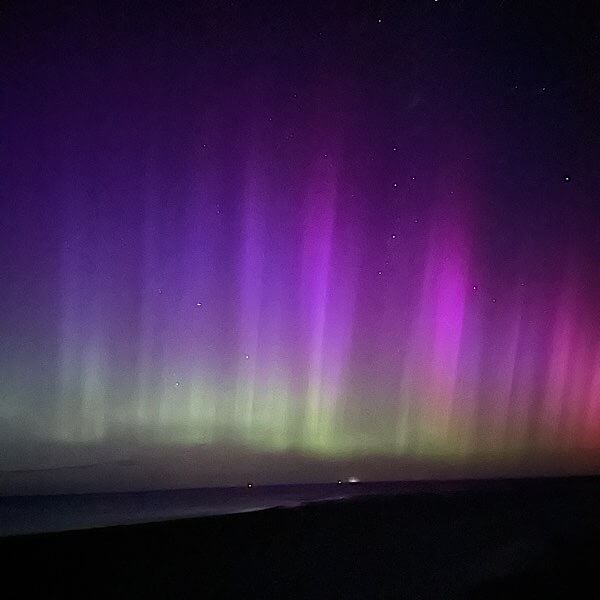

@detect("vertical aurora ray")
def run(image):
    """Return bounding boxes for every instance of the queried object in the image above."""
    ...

[134,193,162,436]
[393,206,471,455]
[236,161,266,435]
[422,213,469,446]
[56,189,110,444]
[544,285,577,443]
[300,161,338,450]
[583,346,600,449]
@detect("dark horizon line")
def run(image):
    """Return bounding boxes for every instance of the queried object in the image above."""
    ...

[2,471,600,500]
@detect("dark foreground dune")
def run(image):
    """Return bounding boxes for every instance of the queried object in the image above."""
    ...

[2,477,600,598]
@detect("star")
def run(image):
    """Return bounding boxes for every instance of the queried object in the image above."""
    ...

[564,176,570,182]
[473,285,478,291]
[244,354,250,359]
[378,270,383,275]
[175,381,180,387]
[393,182,398,188]
[196,302,202,307]
[391,234,396,239]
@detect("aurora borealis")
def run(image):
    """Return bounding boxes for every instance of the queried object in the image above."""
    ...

[1,1,599,492]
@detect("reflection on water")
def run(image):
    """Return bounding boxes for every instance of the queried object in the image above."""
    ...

[0,479,475,536]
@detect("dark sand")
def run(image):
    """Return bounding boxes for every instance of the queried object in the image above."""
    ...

[2,476,600,598]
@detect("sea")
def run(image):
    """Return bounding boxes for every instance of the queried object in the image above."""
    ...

[0,479,479,536]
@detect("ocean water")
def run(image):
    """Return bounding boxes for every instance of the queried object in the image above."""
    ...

[0,479,474,536]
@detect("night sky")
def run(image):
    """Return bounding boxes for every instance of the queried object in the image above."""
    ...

[1,1,599,493]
